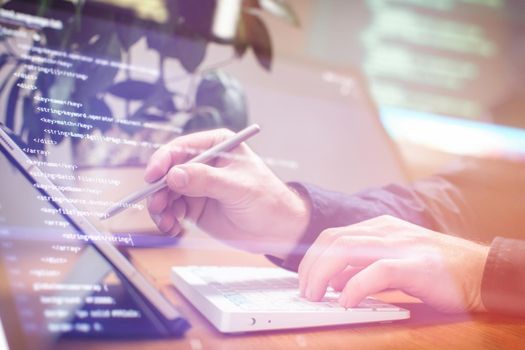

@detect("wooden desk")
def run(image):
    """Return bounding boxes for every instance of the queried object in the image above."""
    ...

[61,231,525,350]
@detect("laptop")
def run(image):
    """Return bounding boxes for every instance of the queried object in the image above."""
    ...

[0,125,190,349]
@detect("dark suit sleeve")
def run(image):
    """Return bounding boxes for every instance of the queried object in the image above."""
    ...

[266,157,525,316]
[267,177,476,271]
[482,237,525,316]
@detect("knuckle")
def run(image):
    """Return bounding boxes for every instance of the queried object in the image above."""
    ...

[337,235,365,253]
[320,228,339,240]
[383,234,402,247]
[377,214,396,223]
[333,236,353,251]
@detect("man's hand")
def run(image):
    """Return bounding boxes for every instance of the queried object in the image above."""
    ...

[144,128,310,259]
[298,215,490,313]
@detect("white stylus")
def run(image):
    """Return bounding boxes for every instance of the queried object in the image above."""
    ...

[101,124,261,220]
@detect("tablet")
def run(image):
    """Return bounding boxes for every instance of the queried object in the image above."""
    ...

[0,124,190,349]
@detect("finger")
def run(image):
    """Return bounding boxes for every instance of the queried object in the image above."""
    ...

[298,217,401,295]
[152,207,177,234]
[168,191,181,203]
[298,227,369,295]
[299,228,376,296]
[304,236,389,301]
[166,219,183,237]
[339,259,412,308]
[329,266,363,292]
[165,197,186,237]
[144,128,235,182]
[147,188,170,215]
[165,163,245,201]
[144,147,174,183]
[172,197,187,221]
[298,228,341,295]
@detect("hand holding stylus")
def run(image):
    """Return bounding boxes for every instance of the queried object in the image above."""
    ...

[142,126,311,259]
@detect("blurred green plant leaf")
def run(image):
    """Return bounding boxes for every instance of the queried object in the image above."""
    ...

[107,80,157,100]
[146,18,177,53]
[115,14,146,50]
[134,95,178,123]
[0,0,301,156]
[245,13,273,71]
[86,97,113,133]
[233,15,249,58]
[176,0,215,38]
[126,85,178,122]
[174,36,208,73]
[159,96,178,113]
[73,32,121,99]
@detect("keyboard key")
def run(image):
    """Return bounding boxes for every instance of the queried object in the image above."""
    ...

[185,266,398,313]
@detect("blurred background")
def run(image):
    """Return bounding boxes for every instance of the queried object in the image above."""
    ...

[250,0,525,178]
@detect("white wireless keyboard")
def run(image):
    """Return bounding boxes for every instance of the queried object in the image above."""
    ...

[171,266,410,332]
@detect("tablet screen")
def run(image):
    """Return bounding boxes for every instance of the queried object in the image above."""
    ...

[0,144,180,349]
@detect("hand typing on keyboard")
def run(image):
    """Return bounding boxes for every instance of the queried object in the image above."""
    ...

[298,215,489,314]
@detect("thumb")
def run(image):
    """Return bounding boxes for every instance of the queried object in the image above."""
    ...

[165,163,242,201]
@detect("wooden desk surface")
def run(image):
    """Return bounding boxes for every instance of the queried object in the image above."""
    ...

[61,231,525,350]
